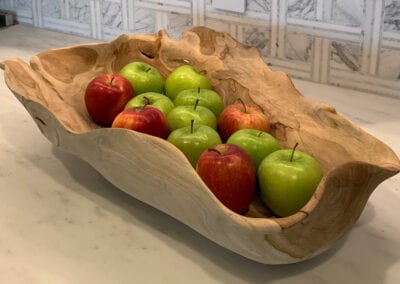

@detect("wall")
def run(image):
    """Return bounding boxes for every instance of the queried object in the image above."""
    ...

[1,0,399,98]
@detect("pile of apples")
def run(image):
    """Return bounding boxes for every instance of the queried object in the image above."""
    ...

[84,61,323,217]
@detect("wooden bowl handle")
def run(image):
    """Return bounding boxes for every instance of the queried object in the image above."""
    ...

[264,160,400,259]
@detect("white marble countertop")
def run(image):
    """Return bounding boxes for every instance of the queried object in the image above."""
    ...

[1,25,399,284]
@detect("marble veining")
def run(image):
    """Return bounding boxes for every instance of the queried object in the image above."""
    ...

[14,0,30,9]
[167,12,192,39]
[384,0,400,32]
[102,1,122,29]
[287,0,316,20]
[378,48,400,79]
[285,32,313,62]
[331,41,361,71]
[331,0,363,27]
[205,18,231,35]
[246,0,271,13]
[132,8,155,34]
[41,0,61,18]
[243,26,270,57]
[68,0,91,24]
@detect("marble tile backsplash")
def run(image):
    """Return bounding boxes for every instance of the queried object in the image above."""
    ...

[1,0,399,98]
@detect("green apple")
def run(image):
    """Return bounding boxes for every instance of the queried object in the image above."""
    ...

[227,129,280,168]
[124,92,174,116]
[119,61,164,95]
[167,100,217,131]
[173,88,224,118]
[167,120,222,167]
[164,65,212,100]
[257,144,323,217]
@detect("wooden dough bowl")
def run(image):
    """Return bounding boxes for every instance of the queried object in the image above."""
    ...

[2,27,400,265]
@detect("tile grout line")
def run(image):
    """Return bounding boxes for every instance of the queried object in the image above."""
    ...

[155,11,168,32]
[277,0,287,59]
[64,0,69,19]
[95,0,102,40]
[369,0,384,75]
[127,0,135,31]
[312,38,322,82]
[320,0,333,84]
[270,0,279,57]
[90,0,97,39]
[31,0,38,27]
[320,39,330,84]
[311,0,325,82]
[192,0,205,27]
[360,0,375,75]
[121,0,129,31]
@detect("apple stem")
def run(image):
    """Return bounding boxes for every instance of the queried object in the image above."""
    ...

[110,76,115,85]
[143,96,150,106]
[237,98,247,113]
[138,96,150,112]
[190,119,195,134]
[257,131,263,137]
[208,148,221,155]
[194,98,200,110]
[197,87,200,93]
[145,67,152,72]
[290,142,299,162]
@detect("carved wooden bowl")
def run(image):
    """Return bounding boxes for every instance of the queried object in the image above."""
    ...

[2,27,399,264]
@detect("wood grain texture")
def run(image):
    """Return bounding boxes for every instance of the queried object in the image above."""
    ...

[1,26,400,264]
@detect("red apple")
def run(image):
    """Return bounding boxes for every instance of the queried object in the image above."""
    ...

[85,74,134,126]
[196,144,257,214]
[111,106,169,139]
[218,99,270,142]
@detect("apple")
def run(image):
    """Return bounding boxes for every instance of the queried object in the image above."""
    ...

[119,61,164,95]
[173,88,224,118]
[85,73,134,127]
[227,129,280,168]
[164,65,212,100]
[111,105,169,139]
[167,120,222,167]
[257,143,323,217]
[167,99,217,131]
[124,92,174,116]
[218,99,271,142]
[196,144,257,214]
